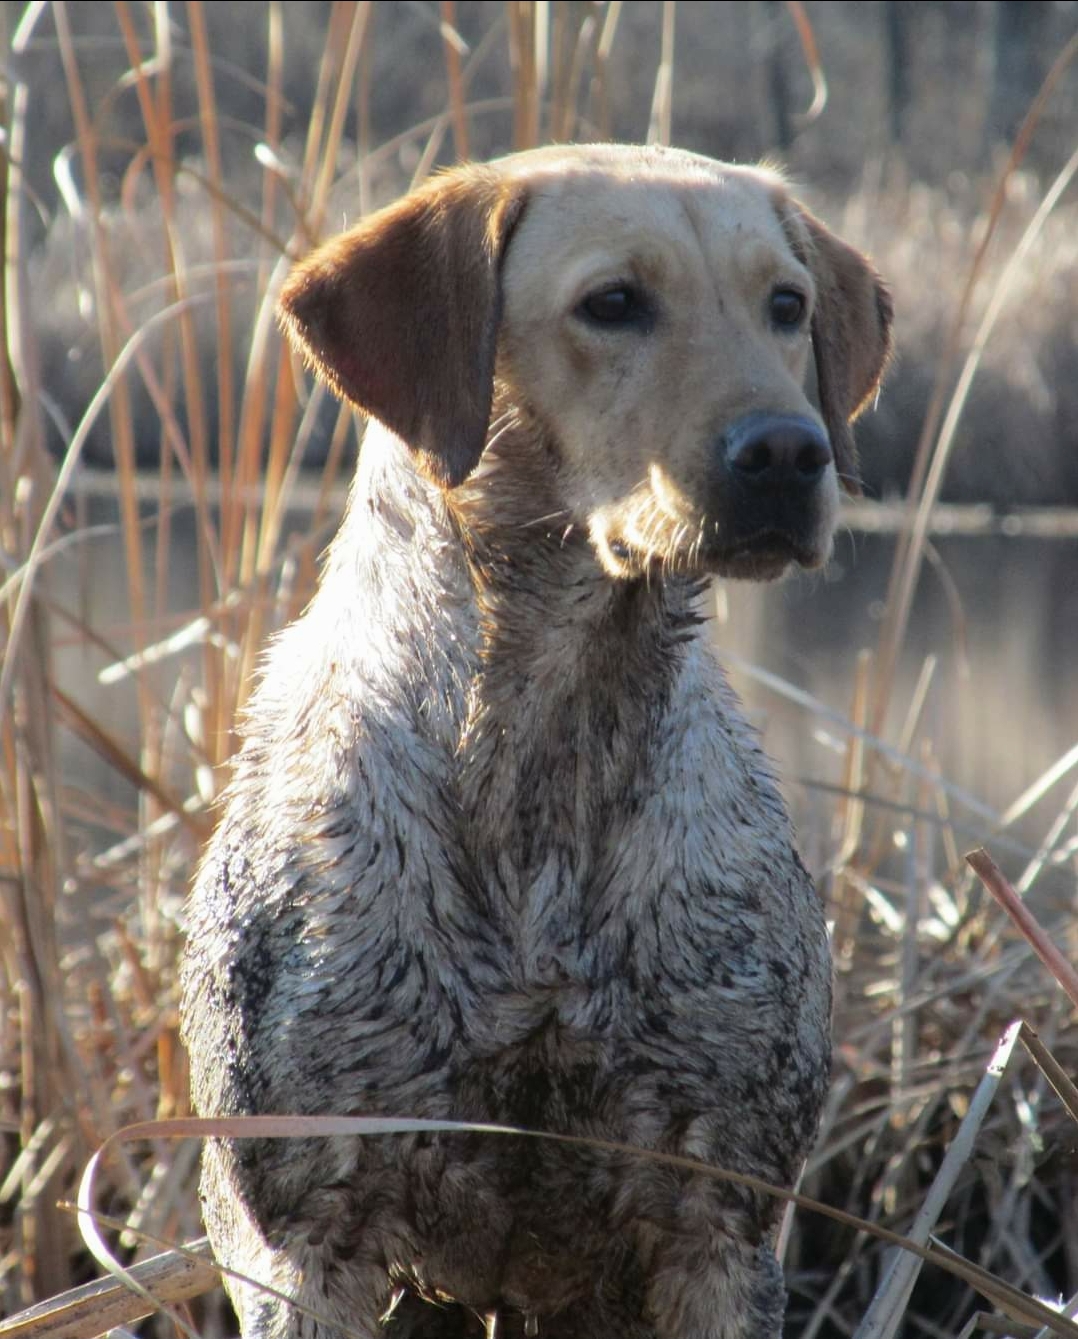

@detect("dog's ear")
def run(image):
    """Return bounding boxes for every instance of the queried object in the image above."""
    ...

[782,204,893,496]
[278,167,526,489]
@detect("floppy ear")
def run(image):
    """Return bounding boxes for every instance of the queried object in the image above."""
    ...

[783,204,894,496]
[277,166,526,489]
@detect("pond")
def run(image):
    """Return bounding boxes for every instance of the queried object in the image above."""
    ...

[48,497,1078,903]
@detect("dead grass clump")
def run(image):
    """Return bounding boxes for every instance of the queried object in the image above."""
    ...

[837,171,1078,507]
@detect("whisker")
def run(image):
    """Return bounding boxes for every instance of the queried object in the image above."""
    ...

[484,406,525,451]
[518,508,573,530]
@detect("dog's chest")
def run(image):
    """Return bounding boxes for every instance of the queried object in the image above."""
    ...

[448,786,816,1105]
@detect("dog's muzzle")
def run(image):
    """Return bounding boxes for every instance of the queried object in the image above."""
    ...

[700,412,836,577]
[723,411,833,493]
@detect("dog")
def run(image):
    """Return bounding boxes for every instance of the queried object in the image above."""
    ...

[180,143,892,1339]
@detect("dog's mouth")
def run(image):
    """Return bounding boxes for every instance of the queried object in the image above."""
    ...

[700,528,826,579]
[591,481,834,582]
[598,525,825,582]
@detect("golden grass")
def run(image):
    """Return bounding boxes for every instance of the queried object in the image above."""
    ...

[1,4,1077,1336]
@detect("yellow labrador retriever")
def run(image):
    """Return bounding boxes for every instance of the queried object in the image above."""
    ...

[181,143,892,1339]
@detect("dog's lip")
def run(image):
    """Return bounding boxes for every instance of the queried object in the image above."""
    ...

[705,528,823,575]
[603,516,825,578]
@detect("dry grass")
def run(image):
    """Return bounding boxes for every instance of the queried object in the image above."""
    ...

[1,4,1077,1336]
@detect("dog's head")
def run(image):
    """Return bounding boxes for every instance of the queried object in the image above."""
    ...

[279,144,892,581]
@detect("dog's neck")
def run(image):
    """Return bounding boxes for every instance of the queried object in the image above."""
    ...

[454,425,704,903]
[330,421,705,895]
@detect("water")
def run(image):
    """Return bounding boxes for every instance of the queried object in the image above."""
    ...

[47,503,1078,889]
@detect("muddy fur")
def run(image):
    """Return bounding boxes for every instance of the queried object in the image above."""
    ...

[180,144,892,1339]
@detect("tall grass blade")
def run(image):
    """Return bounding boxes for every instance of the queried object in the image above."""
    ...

[852,1021,1022,1339]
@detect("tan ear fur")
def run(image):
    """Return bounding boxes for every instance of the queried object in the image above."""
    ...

[782,203,894,496]
[277,166,526,489]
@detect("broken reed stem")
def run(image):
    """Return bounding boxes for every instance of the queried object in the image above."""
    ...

[966,847,1078,1011]
[853,1021,1023,1339]
[0,1239,216,1339]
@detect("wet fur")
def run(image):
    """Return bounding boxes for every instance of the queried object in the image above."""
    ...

[181,144,892,1339]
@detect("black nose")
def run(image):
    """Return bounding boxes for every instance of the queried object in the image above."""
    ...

[724,413,832,490]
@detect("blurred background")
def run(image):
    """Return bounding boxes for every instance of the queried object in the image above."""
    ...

[1,4,1077,1337]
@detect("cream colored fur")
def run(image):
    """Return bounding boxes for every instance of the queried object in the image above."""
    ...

[181,143,892,1339]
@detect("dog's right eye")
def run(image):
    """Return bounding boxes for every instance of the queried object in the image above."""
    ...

[770,287,807,329]
[578,285,648,327]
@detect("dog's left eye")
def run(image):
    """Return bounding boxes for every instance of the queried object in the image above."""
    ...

[770,288,806,329]
[578,285,648,326]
